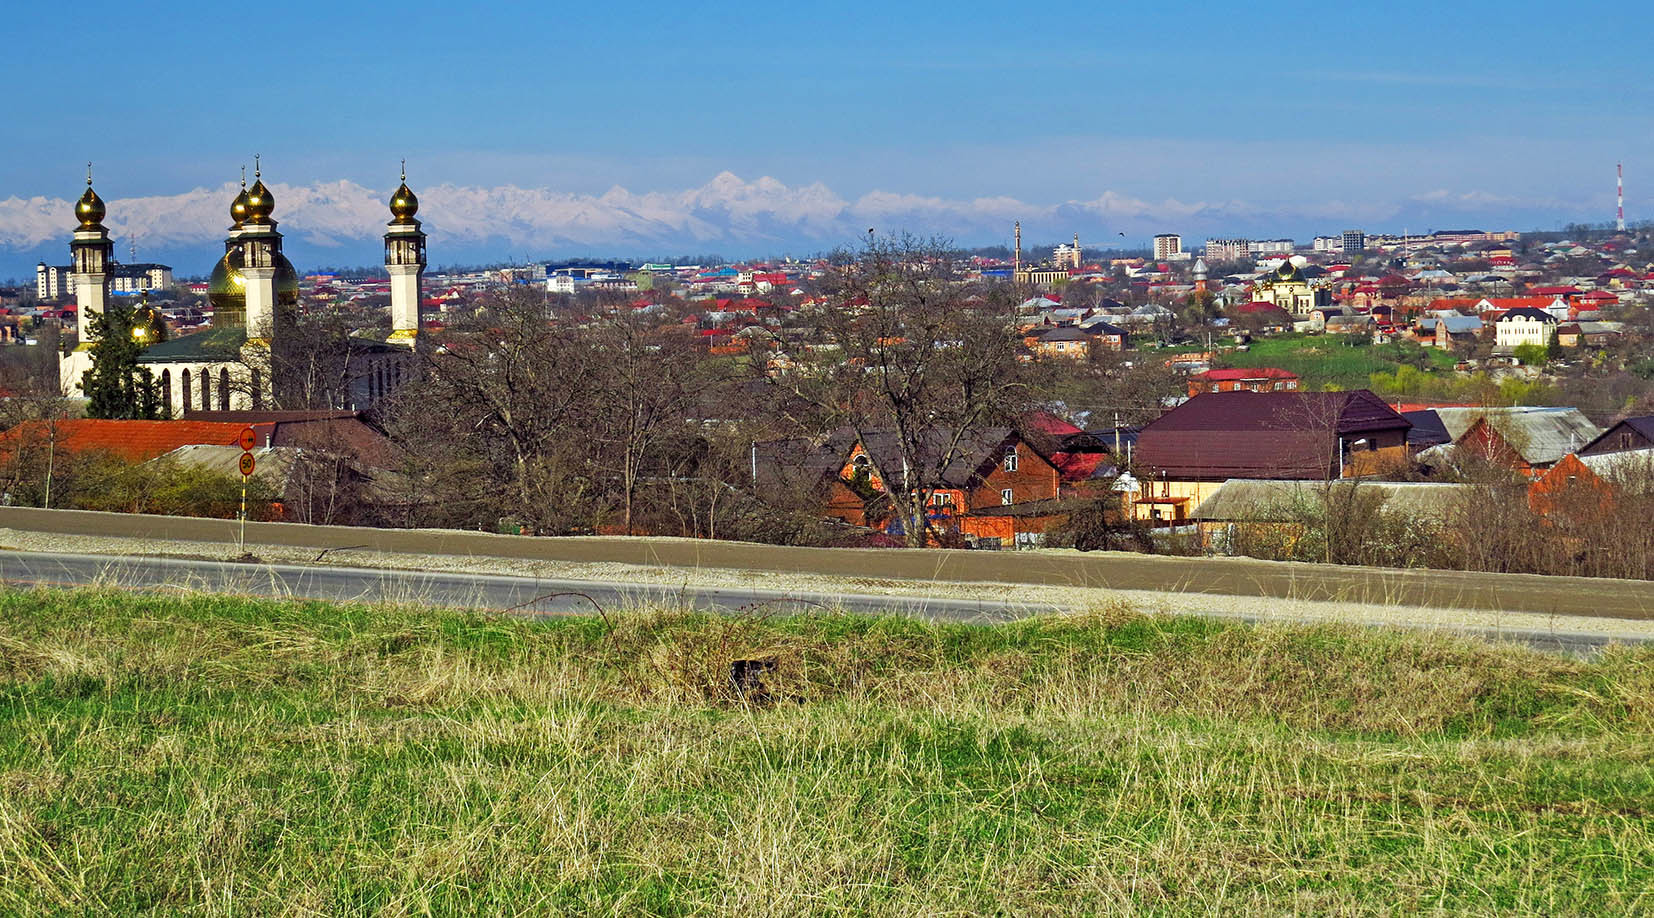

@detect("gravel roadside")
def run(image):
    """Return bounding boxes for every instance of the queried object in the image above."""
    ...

[2,527,1650,644]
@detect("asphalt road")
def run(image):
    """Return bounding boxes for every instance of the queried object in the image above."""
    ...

[0,549,1638,657]
[0,550,1042,621]
[2,506,1652,621]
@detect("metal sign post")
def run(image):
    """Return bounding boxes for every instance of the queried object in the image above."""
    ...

[237,427,257,553]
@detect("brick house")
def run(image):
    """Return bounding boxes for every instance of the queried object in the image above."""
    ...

[760,419,1120,546]
[1187,367,1300,396]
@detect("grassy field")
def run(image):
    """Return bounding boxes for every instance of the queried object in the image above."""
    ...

[2,589,1652,915]
[1220,334,1457,390]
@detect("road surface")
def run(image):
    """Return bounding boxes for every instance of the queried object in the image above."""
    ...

[0,549,1639,656]
[2,507,1653,620]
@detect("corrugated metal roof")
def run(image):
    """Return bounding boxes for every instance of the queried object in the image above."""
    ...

[1578,447,1654,485]
[1432,407,1602,465]
[152,445,300,488]
[1191,478,1473,522]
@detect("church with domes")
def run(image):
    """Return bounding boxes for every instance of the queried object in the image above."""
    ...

[59,162,428,415]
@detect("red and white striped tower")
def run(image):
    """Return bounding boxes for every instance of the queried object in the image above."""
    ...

[1618,163,1625,232]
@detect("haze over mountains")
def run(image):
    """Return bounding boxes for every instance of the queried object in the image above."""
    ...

[0,170,1624,279]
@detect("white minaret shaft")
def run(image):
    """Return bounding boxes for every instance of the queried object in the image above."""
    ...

[238,157,284,343]
[386,163,426,346]
[69,164,112,347]
[243,264,276,337]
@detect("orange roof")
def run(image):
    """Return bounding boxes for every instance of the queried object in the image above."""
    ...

[0,420,258,463]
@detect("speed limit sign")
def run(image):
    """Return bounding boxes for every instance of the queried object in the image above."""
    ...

[239,452,256,477]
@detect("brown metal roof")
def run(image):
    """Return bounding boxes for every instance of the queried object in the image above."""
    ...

[1135,390,1410,481]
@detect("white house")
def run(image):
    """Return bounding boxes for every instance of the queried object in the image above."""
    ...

[1494,307,1558,350]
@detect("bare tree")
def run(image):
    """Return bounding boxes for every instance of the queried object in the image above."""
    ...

[757,234,1031,546]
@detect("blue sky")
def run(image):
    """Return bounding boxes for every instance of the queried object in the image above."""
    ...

[2,0,1649,276]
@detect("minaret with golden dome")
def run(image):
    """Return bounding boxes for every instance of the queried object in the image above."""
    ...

[69,163,113,348]
[238,156,284,343]
[385,161,426,345]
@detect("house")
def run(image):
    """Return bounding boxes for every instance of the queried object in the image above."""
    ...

[1186,367,1300,396]
[1191,478,1470,550]
[1323,313,1375,335]
[759,426,1076,545]
[0,419,255,464]
[1229,301,1293,332]
[1580,416,1654,456]
[1130,390,1412,524]
[1418,314,1482,349]
[1023,322,1126,358]
[1493,307,1557,349]
[181,409,398,469]
[1418,407,1602,477]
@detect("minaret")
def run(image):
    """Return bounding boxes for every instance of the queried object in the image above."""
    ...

[1072,232,1081,269]
[385,161,426,345]
[69,163,113,348]
[239,156,283,343]
[1193,256,1209,294]
[1013,221,1022,278]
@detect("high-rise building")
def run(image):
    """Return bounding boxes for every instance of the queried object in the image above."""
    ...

[1248,239,1294,257]
[36,262,72,300]
[1342,230,1366,254]
[1203,238,1249,262]
[1152,234,1182,260]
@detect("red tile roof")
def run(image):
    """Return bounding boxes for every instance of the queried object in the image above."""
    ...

[1192,367,1299,382]
[0,420,255,463]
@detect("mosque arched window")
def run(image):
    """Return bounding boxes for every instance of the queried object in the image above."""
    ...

[218,369,230,411]
[160,370,171,417]
[182,370,192,412]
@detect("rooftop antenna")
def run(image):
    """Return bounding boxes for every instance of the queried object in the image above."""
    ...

[1617,163,1625,232]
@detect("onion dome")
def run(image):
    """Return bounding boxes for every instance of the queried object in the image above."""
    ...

[76,184,107,228]
[208,246,300,325]
[244,178,275,224]
[231,186,251,227]
[389,181,419,223]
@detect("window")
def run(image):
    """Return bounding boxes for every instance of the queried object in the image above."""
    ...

[1003,446,1018,472]
[1001,488,1014,506]
[931,492,952,507]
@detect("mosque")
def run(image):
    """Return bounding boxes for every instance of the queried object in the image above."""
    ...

[58,162,428,415]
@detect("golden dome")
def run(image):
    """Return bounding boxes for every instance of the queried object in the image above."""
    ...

[244,178,275,223]
[207,246,300,325]
[230,187,251,227]
[76,184,106,228]
[389,181,419,223]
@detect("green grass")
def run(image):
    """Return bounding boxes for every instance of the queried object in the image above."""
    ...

[1220,334,1457,390]
[2,589,1652,915]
